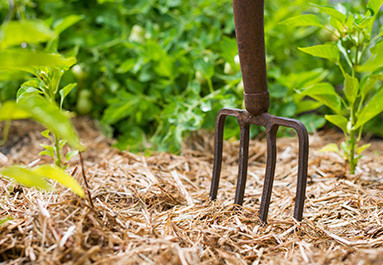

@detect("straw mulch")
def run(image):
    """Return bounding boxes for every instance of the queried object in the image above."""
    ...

[1,118,383,265]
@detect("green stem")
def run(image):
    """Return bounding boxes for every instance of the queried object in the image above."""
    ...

[207,78,214,94]
[54,133,62,168]
[1,120,11,146]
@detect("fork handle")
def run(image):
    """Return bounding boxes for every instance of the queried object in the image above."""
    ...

[233,0,269,115]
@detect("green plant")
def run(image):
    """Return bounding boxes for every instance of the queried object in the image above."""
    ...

[0,14,84,195]
[284,0,383,174]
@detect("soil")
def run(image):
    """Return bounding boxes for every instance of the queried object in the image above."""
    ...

[0,118,383,264]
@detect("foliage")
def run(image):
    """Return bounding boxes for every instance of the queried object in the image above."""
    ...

[288,0,383,173]
[0,13,84,194]
[0,0,334,152]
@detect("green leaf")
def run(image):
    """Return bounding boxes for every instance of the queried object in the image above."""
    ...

[66,150,79,161]
[281,14,324,28]
[300,83,343,114]
[0,49,76,73]
[357,143,371,155]
[59,83,77,109]
[367,0,383,15]
[18,95,84,151]
[0,101,31,120]
[344,74,359,103]
[0,20,56,49]
[311,4,346,23]
[360,74,383,98]
[354,88,383,129]
[1,166,51,190]
[53,15,84,35]
[356,52,383,72]
[325,114,348,132]
[295,100,323,114]
[41,130,52,140]
[298,44,339,62]
[319,143,340,153]
[32,165,84,197]
[39,150,54,157]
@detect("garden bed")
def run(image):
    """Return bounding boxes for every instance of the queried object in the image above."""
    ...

[1,118,383,264]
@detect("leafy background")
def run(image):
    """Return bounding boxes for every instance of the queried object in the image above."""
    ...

[0,0,382,152]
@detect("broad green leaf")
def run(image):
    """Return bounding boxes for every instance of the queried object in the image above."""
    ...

[367,0,383,15]
[295,100,323,114]
[357,143,371,155]
[281,14,324,28]
[32,165,84,197]
[53,15,84,34]
[39,150,54,157]
[360,74,383,98]
[59,83,77,109]
[355,53,383,72]
[0,49,76,73]
[298,44,339,62]
[311,4,346,23]
[0,20,56,49]
[325,114,348,132]
[344,74,359,103]
[18,95,84,151]
[300,83,343,114]
[0,101,31,120]
[16,86,40,102]
[319,143,340,153]
[1,166,50,190]
[354,88,383,129]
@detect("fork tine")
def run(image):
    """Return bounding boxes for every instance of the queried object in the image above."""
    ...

[259,124,278,223]
[234,123,250,206]
[210,112,228,201]
[292,122,309,221]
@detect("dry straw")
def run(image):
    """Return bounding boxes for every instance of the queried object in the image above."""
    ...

[1,119,383,264]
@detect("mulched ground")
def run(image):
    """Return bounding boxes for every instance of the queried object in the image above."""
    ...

[0,118,383,264]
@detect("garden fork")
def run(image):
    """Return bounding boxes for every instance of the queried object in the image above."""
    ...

[209,0,309,223]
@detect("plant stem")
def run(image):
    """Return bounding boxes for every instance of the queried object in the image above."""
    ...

[54,133,62,168]
[1,120,11,146]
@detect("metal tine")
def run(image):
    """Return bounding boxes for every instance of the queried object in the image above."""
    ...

[233,122,250,207]
[209,112,227,201]
[259,124,279,223]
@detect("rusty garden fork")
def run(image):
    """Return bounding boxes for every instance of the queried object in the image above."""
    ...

[209,0,309,223]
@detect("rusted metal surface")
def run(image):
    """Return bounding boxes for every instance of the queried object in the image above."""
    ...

[209,0,309,223]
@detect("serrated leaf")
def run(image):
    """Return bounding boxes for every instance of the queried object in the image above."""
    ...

[319,143,340,153]
[354,88,383,129]
[0,101,31,120]
[53,15,84,35]
[325,114,348,132]
[0,49,76,73]
[0,20,56,49]
[59,83,77,109]
[281,14,324,28]
[32,164,84,197]
[344,74,359,103]
[18,94,84,151]
[298,44,339,62]
[357,143,371,155]
[1,166,51,190]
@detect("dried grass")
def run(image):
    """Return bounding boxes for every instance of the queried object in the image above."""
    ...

[1,118,383,264]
